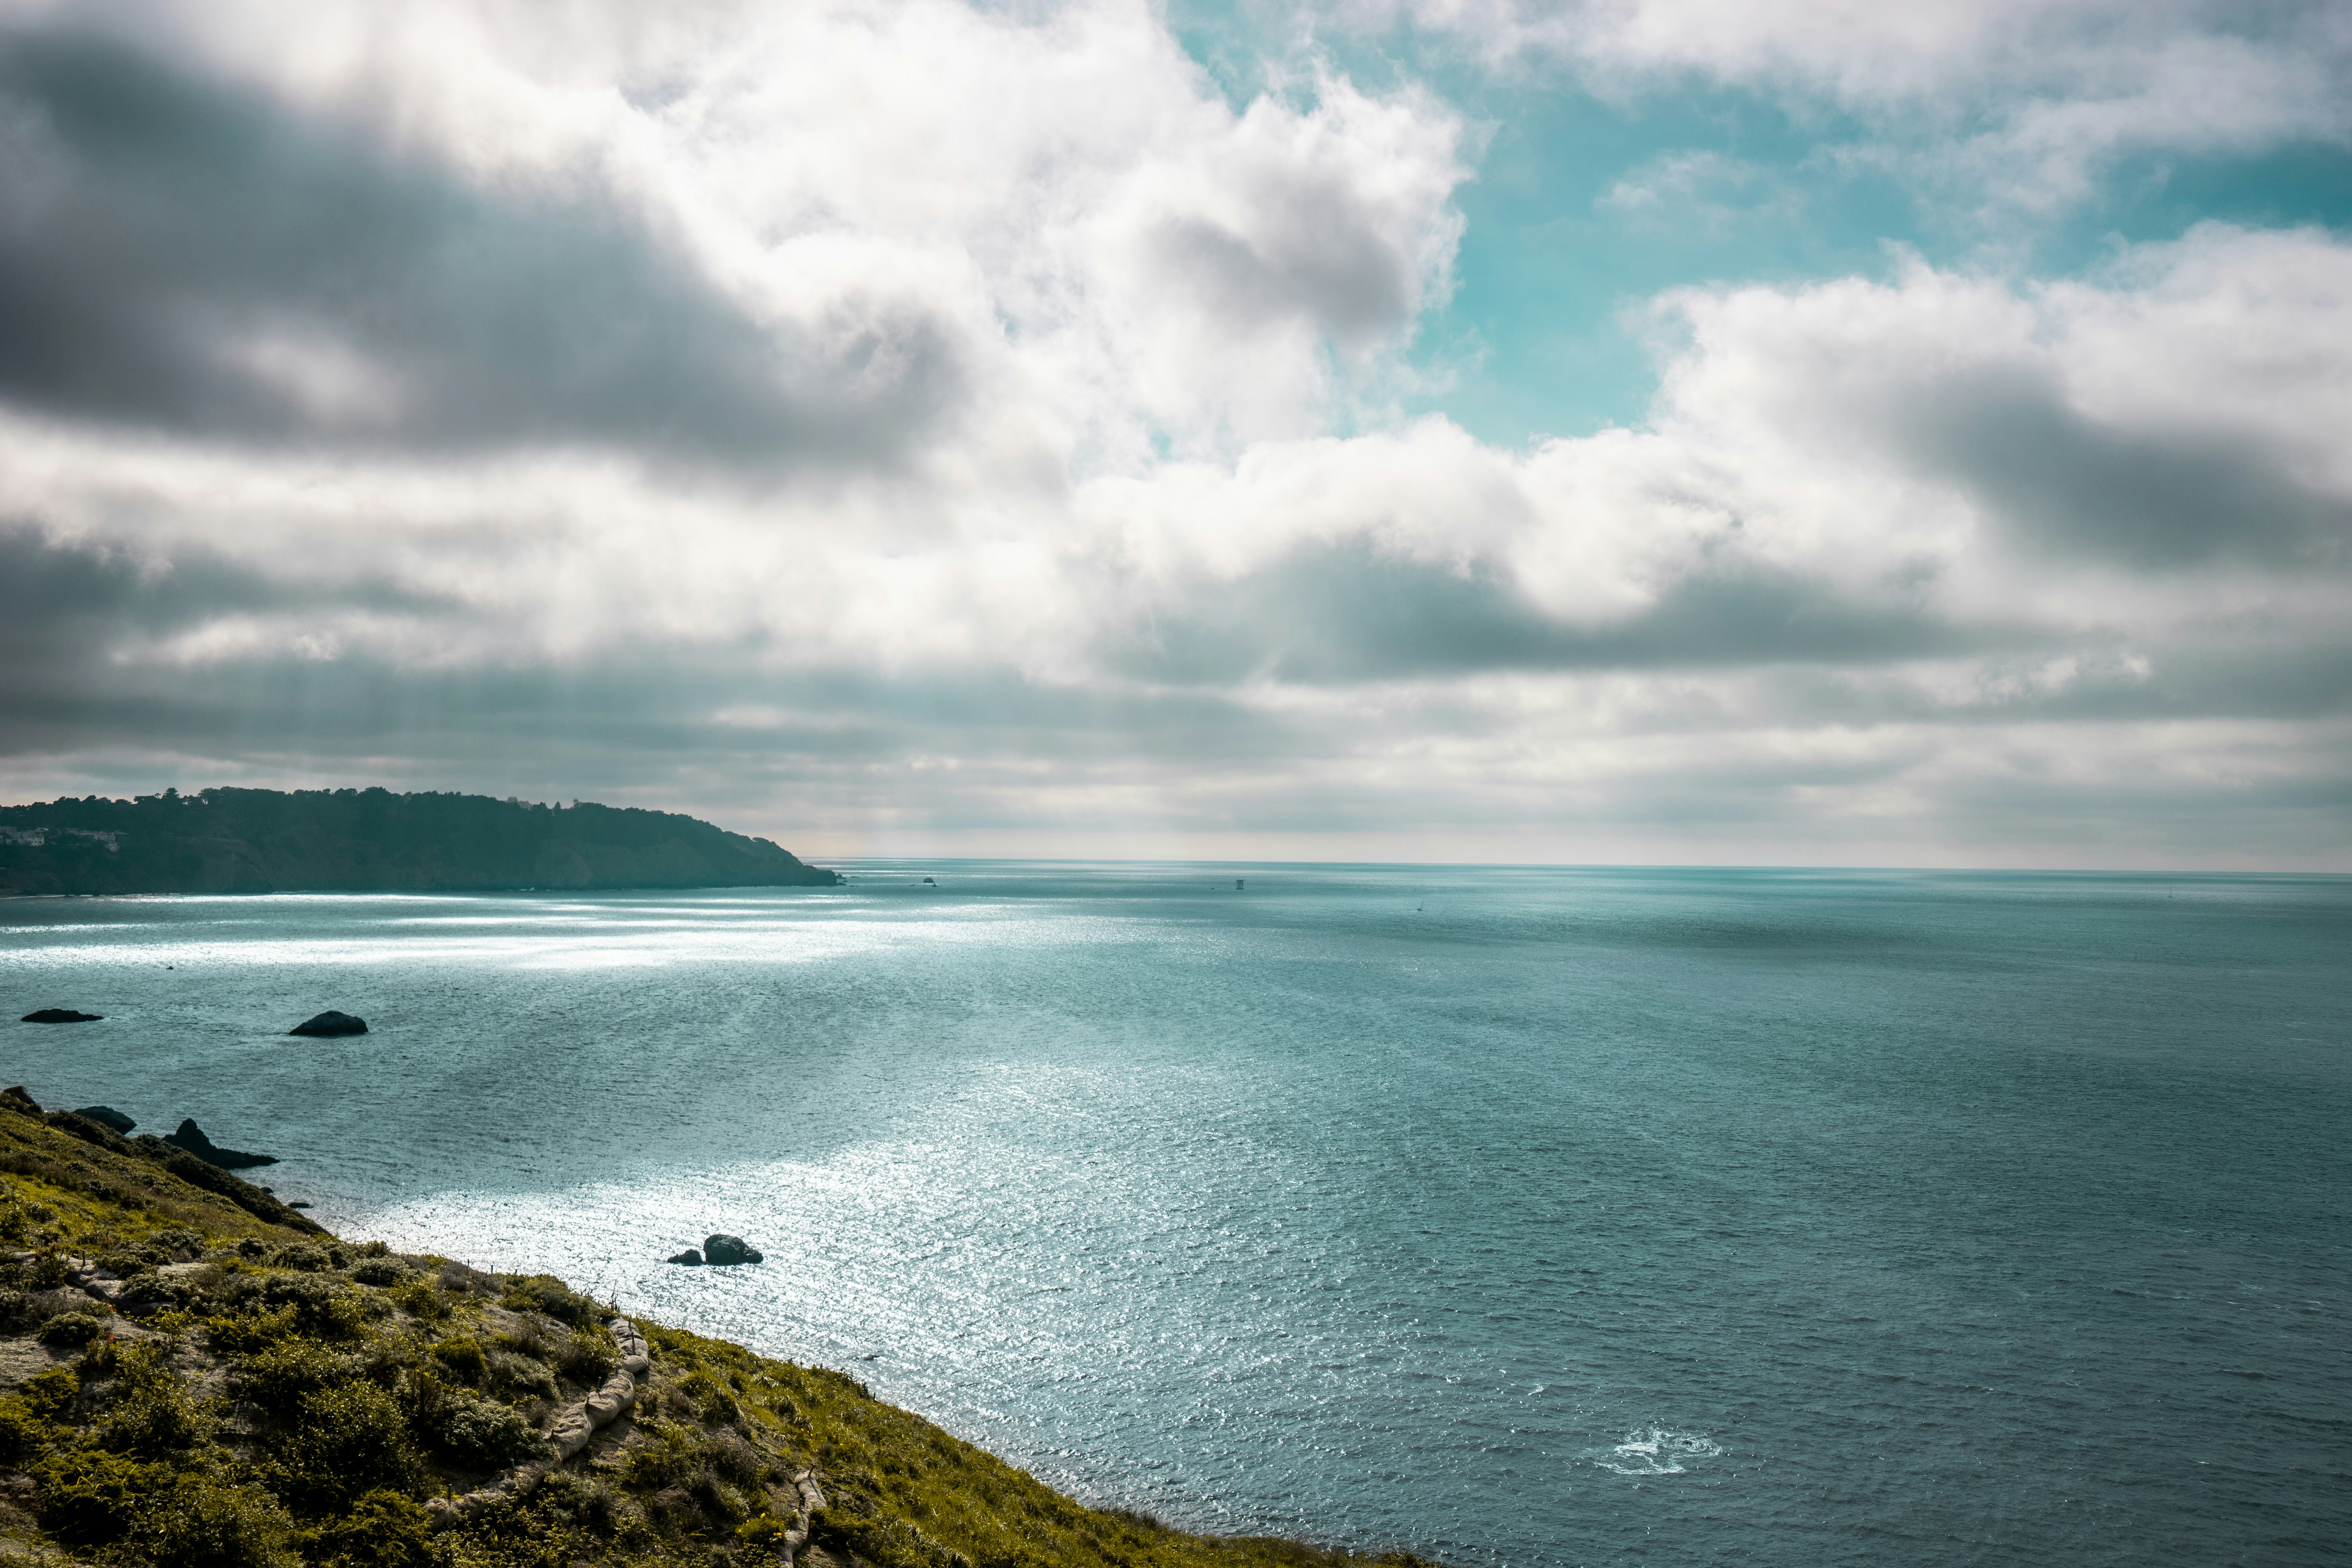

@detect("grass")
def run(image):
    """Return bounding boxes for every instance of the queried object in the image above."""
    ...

[0,1093,1442,1568]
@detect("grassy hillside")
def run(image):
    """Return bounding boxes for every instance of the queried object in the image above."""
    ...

[0,788,839,895]
[0,1093,1437,1568]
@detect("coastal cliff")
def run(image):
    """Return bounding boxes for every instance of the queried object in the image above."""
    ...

[0,788,840,896]
[0,1096,1428,1568]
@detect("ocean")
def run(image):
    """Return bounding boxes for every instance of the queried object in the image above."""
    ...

[1,863,2346,1565]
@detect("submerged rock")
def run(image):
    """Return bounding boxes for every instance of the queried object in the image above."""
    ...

[289,1010,367,1036]
[666,1249,704,1267]
[162,1117,279,1169]
[702,1233,764,1266]
[22,1009,102,1023]
[70,1105,135,1134]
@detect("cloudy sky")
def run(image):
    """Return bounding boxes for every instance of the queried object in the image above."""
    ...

[2,0,2348,867]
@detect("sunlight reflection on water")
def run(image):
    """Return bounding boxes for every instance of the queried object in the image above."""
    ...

[2,864,2347,1567]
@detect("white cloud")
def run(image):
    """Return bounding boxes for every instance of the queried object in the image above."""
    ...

[1346,0,2352,208]
[0,0,2348,863]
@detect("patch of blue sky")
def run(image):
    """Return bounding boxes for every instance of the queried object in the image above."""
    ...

[2062,141,2352,254]
[1407,78,1921,443]
[1164,1,2352,448]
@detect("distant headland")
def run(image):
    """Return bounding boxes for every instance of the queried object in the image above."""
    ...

[0,787,840,895]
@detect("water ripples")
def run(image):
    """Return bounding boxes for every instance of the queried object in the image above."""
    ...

[3,864,2348,1566]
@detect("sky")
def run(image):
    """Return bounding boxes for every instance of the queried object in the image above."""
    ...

[1,0,2348,868]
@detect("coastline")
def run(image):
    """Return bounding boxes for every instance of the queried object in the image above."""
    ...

[0,1085,1441,1568]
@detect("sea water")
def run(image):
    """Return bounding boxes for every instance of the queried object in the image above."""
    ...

[0,864,2346,1566]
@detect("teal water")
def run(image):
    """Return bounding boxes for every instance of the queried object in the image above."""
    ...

[1,864,2347,1565]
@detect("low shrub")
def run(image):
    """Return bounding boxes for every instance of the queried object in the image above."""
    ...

[429,1335,488,1384]
[208,1304,298,1354]
[18,1365,82,1419]
[524,1469,618,1534]
[679,1368,740,1426]
[739,1511,795,1546]
[436,1261,497,1298]
[269,1380,419,1508]
[387,1279,445,1321]
[488,1349,558,1401]
[811,1504,966,1568]
[0,1395,51,1463]
[127,1470,298,1568]
[34,1445,163,1548]
[95,1365,217,1456]
[297,1487,433,1568]
[120,1267,204,1311]
[703,1426,766,1485]
[554,1322,619,1387]
[694,1474,753,1528]
[426,1388,547,1471]
[499,1273,596,1325]
[495,1316,552,1360]
[260,1273,368,1338]
[145,1226,207,1261]
[235,1339,359,1413]
[619,1420,699,1491]
[38,1310,107,1347]
[27,1285,96,1321]
[350,1258,407,1287]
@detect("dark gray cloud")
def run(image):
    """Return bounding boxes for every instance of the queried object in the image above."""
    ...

[1103,538,1998,683]
[0,28,962,468]
[0,524,1300,785]
[1887,364,2352,570]
[4,505,2347,861]
[0,523,468,749]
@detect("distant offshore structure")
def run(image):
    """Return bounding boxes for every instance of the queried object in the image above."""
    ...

[0,786,839,895]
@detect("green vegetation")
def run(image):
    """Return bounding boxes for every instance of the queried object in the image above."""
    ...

[0,1094,1439,1568]
[0,786,838,895]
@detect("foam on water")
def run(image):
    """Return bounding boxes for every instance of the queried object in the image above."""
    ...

[2,863,2348,1566]
[1595,1430,1722,1477]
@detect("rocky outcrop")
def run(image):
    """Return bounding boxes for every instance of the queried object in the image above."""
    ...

[161,1118,278,1169]
[666,1234,764,1267]
[779,1470,829,1568]
[703,1233,764,1266]
[426,1316,653,1532]
[21,1009,101,1023]
[289,1010,368,1037]
[69,1106,134,1133]
[0,1087,322,1234]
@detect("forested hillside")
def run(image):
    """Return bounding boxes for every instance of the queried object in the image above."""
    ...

[0,789,838,895]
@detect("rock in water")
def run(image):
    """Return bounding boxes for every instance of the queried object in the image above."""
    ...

[163,1118,279,1169]
[70,1105,135,1133]
[666,1249,704,1266]
[22,1009,102,1023]
[702,1233,764,1266]
[289,1010,367,1036]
